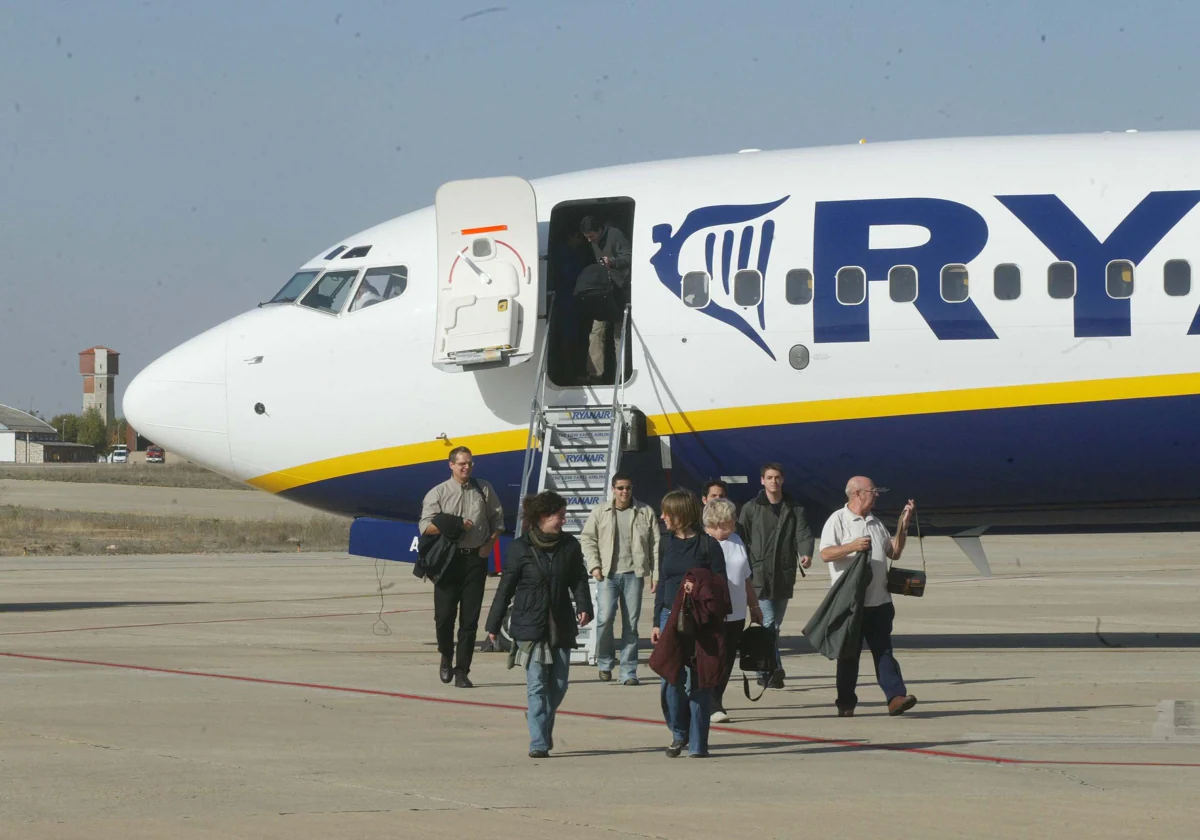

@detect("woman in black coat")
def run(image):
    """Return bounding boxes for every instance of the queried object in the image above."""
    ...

[485,491,594,758]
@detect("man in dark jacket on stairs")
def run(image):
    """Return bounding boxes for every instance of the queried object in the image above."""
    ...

[737,462,814,689]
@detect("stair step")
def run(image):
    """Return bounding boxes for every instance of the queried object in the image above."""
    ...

[544,406,617,427]
[561,493,607,511]
[543,468,609,492]
[547,447,610,469]
[551,427,613,447]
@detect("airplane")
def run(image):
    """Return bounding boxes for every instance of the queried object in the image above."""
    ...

[123,130,1200,576]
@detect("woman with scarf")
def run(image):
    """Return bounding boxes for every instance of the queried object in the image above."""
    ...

[485,491,594,758]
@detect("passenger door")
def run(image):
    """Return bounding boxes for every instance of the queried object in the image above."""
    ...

[433,177,539,370]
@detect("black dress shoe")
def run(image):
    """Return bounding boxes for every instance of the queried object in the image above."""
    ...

[454,671,473,688]
[439,656,453,684]
[767,669,785,690]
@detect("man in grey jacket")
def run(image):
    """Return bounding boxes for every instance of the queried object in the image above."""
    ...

[580,215,632,383]
[737,462,814,689]
[579,472,660,685]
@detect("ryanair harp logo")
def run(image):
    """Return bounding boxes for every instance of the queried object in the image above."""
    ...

[650,196,789,360]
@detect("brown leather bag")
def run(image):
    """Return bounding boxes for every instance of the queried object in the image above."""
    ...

[885,511,927,597]
[675,594,696,636]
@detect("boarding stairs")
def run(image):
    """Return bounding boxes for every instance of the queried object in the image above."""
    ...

[515,304,633,665]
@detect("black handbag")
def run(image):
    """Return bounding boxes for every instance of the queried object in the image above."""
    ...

[675,594,696,636]
[738,624,776,702]
[885,511,927,597]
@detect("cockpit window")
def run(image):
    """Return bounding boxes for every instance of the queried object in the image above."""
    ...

[299,270,358,314]
[268,270,320,304]
[349,265,408,312]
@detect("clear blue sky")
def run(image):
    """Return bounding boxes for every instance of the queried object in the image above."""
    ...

[2,0,1197,417]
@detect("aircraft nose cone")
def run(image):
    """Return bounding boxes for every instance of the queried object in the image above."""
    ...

[123,323,234,477]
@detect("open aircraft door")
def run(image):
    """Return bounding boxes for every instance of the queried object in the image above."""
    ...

[433,177,539,370]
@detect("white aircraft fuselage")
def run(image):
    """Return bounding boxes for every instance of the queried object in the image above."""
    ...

[124,131,1200,535]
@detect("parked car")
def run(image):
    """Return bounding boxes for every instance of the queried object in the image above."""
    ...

[110,446,129,464]
[146,445,165,464]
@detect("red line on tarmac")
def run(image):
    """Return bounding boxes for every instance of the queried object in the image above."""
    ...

[2,650,1198,769]
[0,607,433,637]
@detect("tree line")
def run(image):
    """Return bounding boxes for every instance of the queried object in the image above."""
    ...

[49,409,129,454]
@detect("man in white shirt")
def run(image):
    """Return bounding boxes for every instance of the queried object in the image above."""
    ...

[819,476,918,717]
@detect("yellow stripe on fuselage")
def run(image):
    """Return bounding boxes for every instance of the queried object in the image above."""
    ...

[248,371,1200,494]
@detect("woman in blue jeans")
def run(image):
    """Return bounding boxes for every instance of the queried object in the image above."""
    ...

[485,492,594,758]
[650,488,726,757]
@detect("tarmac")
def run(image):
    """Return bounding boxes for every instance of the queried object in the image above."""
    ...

[0,479,339,521]
[2,534,1200,838]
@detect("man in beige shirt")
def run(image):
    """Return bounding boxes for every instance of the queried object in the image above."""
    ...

[579,472,660,685]
[420,446,504,688]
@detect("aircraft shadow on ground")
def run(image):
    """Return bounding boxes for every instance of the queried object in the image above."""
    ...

[777,632,1200,651]
[740,703,1139,724]
[0,600,199,613]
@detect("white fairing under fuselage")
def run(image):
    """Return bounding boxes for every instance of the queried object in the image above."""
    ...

[125,131,1200,534]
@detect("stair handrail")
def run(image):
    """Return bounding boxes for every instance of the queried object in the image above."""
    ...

[516,293,555,535]
[604,304,632,500]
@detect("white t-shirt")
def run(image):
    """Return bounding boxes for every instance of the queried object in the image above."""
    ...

[717,533,753,622]
[820,506,893,608]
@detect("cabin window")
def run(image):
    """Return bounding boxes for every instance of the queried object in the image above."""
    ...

[785,269,813,304]
[682,271,710,308]
[836,267,866,305]
[1165,259,1192,296]
[1105,260,1134,299]
[349,265,408,312]
[268,270,319,305]
[941,265,969,302]
[300,269,358,314]
[733,269,763,307]
[341,245,372,259]
[888,266,917,303]
[1048,261,1076,299]
[994,264,1021,301]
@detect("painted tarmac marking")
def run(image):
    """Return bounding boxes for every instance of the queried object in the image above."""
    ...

[2,650,1198,769]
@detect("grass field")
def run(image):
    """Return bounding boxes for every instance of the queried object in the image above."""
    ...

[0,463,251,491]
[0,506,350,556]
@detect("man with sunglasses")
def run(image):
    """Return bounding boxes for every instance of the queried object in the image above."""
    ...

[580,472,660,685]
[819,476,918,717]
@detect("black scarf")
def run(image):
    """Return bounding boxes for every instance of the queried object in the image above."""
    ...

[528,527,561,551]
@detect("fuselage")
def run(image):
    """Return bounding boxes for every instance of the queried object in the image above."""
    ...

[125,131,1200,533]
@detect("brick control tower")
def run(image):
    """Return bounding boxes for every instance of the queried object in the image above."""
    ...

[80,346,119,425]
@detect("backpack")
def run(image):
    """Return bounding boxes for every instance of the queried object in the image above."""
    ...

[738,624,777,702]
[573,263,621,322]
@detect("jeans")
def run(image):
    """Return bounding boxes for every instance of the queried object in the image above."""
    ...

[836,601,907,710]
[526,645,571,752]
[713,619,745,712]
[758,598,789,678]
[433,553,488,674]
[658,608,712,756]
[596,572,644,681]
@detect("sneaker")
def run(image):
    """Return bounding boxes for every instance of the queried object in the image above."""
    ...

[710,710,730,723]
[665,739,686,758]
[528,749,549,759]
[598,670,612,682]
[454,671,473,689]
[767,669,785,690]
[887,695,918,716]
[622,677,640,686]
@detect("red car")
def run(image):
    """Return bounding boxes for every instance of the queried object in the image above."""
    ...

[146,445,165,464]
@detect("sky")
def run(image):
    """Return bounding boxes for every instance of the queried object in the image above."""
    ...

[2,0,1198,417]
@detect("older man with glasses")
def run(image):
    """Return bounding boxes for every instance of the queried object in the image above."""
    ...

[819,475,918,717]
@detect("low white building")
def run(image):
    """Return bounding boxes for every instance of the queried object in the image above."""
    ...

[0,405,70,463]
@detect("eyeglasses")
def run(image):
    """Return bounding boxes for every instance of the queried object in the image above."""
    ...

[857,487,888,496]
[613,485,633,492]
